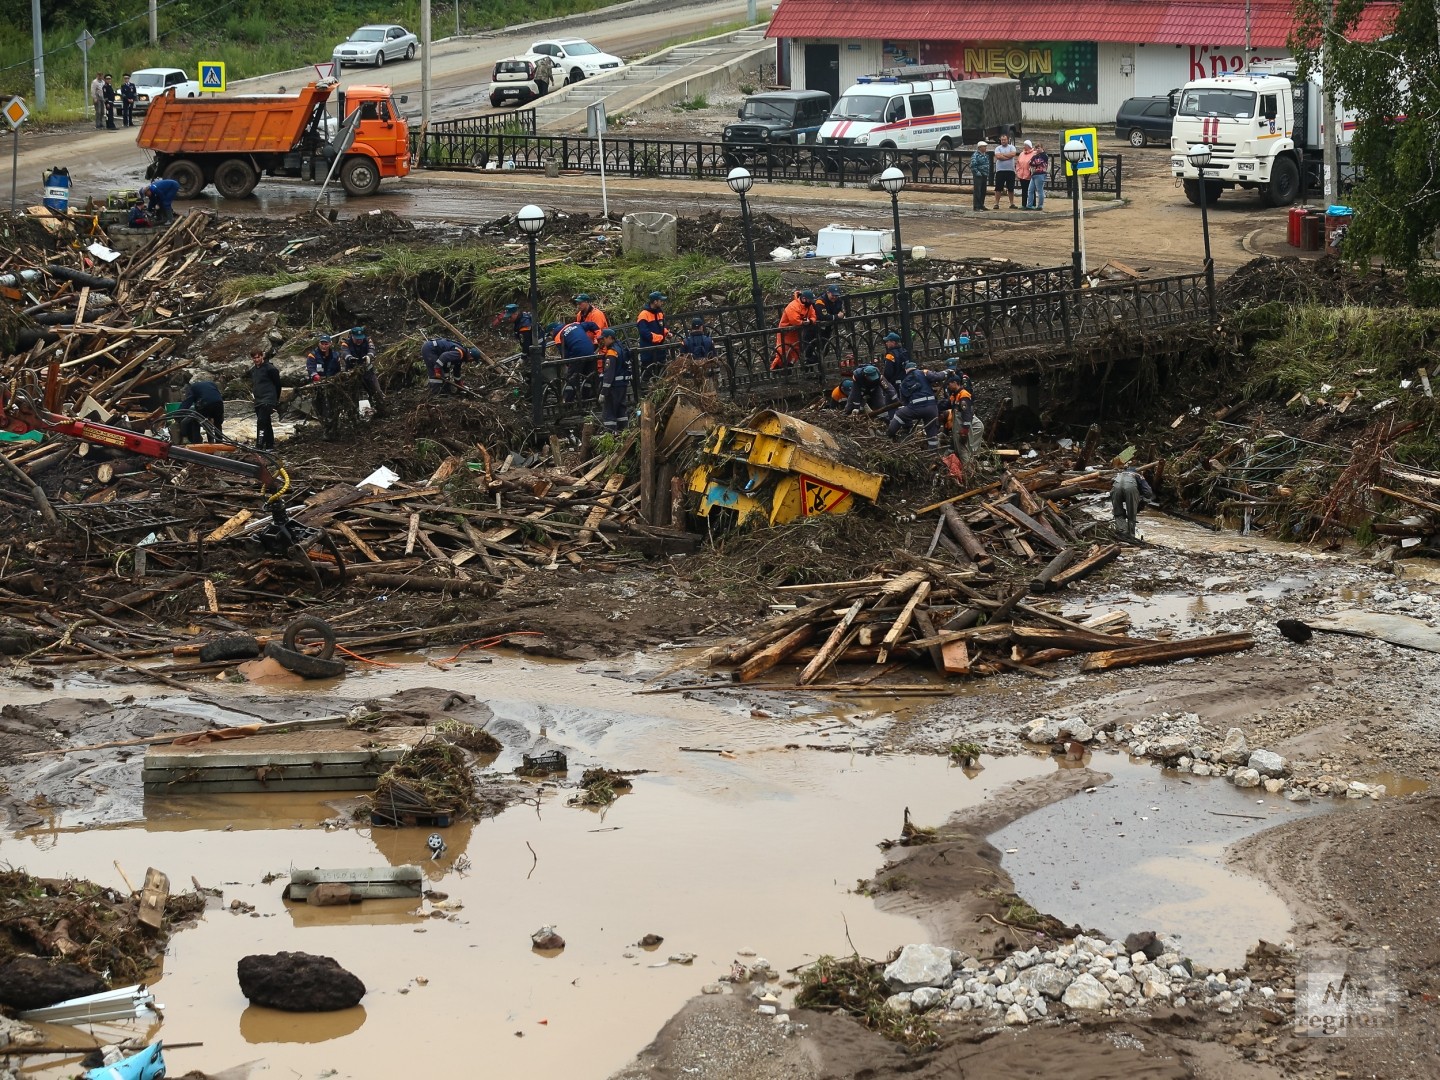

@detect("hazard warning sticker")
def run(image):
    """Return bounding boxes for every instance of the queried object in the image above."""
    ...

[799,477,853,517]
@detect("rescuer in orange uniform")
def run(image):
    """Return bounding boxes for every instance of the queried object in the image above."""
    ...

[771,288,816,370]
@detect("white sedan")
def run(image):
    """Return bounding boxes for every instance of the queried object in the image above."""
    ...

[333,24,419,68]
[129,68,200,112]
[524,39,625,85]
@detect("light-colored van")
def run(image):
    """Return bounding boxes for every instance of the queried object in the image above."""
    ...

[818,67,964,155]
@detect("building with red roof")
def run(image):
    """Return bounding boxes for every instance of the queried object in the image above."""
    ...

[763,0,1396,126]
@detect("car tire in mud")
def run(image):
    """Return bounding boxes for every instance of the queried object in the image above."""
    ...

[264,641,347,680]
[198,634,262,663]
[282,615,337,660]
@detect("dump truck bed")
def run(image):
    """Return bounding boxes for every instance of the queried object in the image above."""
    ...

[137,84,333,156]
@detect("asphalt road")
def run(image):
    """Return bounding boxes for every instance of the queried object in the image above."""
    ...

[9,0,755,200]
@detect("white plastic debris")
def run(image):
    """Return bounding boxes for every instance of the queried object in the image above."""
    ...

[357,465,401,490]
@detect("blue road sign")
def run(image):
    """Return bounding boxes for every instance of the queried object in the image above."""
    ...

[199,62,226,93]
[1062,126,1099,176]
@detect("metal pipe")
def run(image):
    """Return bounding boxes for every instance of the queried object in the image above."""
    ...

[889,191,911,352]
[527,231,543,426]
[737,189,765,333]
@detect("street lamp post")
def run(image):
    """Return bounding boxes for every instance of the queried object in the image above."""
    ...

[1063,138,1089,289]
[726,166,767,335]
[516,203,548,426]
[877,166,911,353]
[1186,144,1217,319]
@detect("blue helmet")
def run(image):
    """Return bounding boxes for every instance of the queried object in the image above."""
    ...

[840,378,854,393]
[859,364,880,382]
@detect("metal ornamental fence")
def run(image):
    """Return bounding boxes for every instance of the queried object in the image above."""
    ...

[417,120,1123,197]
[528,269,1210,421]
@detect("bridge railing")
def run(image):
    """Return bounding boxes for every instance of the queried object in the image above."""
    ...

[415,125,1123,196]
[530,270,1209,422]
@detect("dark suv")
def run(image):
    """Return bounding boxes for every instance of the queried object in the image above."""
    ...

[722,90,831,165]
[1115,94,1176,147]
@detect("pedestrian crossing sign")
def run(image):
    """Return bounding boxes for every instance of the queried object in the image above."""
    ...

[199,62,226,93]
[1062,127,1099,176]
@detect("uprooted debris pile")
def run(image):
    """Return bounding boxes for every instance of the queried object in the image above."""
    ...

[666,451,1254,688]
[0,868,204,989]
[366,741,480,825]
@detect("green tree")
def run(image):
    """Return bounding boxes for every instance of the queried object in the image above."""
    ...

[1291,0,1440,295]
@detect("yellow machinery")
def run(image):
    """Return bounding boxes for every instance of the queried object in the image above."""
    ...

[689,409,884,528]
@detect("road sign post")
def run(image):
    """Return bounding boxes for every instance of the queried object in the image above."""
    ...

[1063,126,1100,285]
[78,30,95,108]
[588,101,608,220]
[199,62,227,93]
[5,97,29,213]
[314,61,335,81]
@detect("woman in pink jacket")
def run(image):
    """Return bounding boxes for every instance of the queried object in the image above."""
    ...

[1015,141,1035,209]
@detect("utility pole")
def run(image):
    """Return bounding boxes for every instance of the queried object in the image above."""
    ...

[1244,0,1253,65]
[149,0,158,45]
[455,0,460,38]
[421,0,432,127]
[30,0,46,110]
[1322,9,1341,206]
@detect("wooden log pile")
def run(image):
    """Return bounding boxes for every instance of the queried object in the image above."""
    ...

[663,457,1253,688]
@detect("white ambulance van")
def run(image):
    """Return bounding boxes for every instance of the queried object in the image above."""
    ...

[818,66,965,157]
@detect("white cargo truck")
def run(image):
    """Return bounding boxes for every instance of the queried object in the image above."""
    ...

[1169,59,1351,207]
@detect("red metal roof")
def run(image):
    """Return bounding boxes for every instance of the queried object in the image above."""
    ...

[765,0,1396,48]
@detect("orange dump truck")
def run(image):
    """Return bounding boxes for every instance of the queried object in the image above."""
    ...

[136,80,410,199]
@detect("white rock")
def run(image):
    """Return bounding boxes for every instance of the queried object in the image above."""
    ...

[1191,763,1212,776]
[1169,964,1190,979]
[884,992,912,1013]
[1016,964,1074,1000]
[1149,735,1189,758]
[883,944,954,990]
[1063,720,1095,742]
[1031,995,1048,1017]
[911,986,943,1011]
[1114,974,1136,996]
[1263,778,1286,794]
[996,985,1015,1005]
[1024,719,1061,744]
[1143,977,1172,999]
[1233,767,1261,788]
[1218,728,1249,764]
[1248,749,1287,777]
[949,994,973,1011]
[1346,782,1371,799]
[1005,1003,1029,1025]
[1061,973,1111,1011]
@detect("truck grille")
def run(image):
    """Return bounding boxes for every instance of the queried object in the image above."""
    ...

[726,125,769,141]
[1204,142,1237,163]
[823,137,856,147]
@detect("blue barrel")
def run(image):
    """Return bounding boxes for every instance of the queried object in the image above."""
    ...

[42,167,70,213]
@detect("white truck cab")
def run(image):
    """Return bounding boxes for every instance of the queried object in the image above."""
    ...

[819,65,964,155]
[1170,59,1349,207]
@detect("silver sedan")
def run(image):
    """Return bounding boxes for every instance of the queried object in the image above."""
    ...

[333,24,419,68]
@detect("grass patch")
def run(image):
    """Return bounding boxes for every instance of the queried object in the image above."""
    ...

[675,94,709,111]
[946,741,982,766]
[795,954,939,1049]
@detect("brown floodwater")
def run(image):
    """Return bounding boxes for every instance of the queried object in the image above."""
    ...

[9,654,1050,1079]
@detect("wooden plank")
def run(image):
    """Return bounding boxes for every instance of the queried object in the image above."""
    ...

[986,500,1066,550]
[577,473,626,544]
[735,624,815,683]
[1010,625,1157,651]
[203,579,220,613]
[876,580,931,664]
[137,868,169,931]
[940,638,970,675]
[205,508,253,543]
[1028,548,1076,594]
[1080,632,1255,672]
[799,598,865,685]
[332,520,381,563]
[941,503,993,569]
[1049,543,1121,589]
[405,512,420,555]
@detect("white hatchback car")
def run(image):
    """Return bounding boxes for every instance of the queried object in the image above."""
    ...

[333,24,419,68]
[524,39,624,85]
[129,68,200,113]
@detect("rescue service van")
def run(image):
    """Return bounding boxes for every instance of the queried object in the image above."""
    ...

[819,66,964,156]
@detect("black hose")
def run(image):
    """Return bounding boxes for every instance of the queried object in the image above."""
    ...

[45,264,117,290]
[16,328,59,347]
[31,311,76,325]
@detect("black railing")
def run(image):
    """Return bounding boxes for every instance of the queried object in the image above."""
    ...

[533,270,1210,422]
[409,108,538,163]
[416,126,1123,197]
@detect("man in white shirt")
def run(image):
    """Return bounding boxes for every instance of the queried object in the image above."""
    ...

[992,134,1018,210]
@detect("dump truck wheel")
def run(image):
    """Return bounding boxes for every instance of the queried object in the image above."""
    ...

[282,615,337,660]
[162,159,206,198]
[1266,157,1300,208]
[213,158,258,199]
[340,156,382,196]
[198,634,261,662]
[264,641,347,679]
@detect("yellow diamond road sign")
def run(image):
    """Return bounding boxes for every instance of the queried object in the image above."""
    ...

[3,96,28,130]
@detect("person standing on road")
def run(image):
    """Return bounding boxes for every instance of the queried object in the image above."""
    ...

[120,75,138,128]
[1110,465,1155,539]
[102,75,117,130]
[249,350,281,451]
[91,75,105,129]
[534,54,555,96]
[969,141,991,211]
[1016,140,1036,208]
[992,134,1017,210]
[1028,142,1050,211]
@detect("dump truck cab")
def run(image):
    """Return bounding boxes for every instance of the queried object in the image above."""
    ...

[138,79,410,199]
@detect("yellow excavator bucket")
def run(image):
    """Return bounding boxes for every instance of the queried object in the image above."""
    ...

[688,409,884,527]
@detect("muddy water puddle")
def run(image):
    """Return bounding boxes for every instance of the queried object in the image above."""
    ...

[993,755,1331,968]
[7,678,1044,1080]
